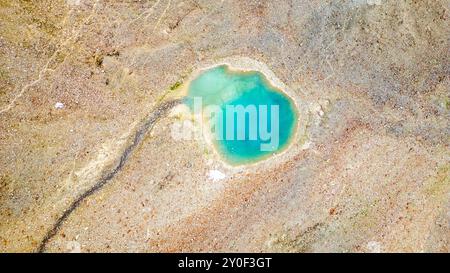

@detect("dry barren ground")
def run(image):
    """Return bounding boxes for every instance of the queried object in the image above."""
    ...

[0,0,449,252]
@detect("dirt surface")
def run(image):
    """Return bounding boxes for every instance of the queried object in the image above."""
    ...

[0,0,449,252]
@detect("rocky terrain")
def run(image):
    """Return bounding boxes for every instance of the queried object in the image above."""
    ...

[0,0,448,252]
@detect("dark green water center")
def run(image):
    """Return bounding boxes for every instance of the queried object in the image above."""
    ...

[185,65,297,165]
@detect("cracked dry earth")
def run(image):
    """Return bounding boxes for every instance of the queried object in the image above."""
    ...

[0,0,449,253]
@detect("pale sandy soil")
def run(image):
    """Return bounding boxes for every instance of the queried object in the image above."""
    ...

[0,0,448,252]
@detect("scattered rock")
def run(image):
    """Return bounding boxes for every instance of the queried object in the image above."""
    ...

[54,102,64,109]
[208,170,226,182]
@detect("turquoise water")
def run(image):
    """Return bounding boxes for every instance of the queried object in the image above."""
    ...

[185,65,297,165]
